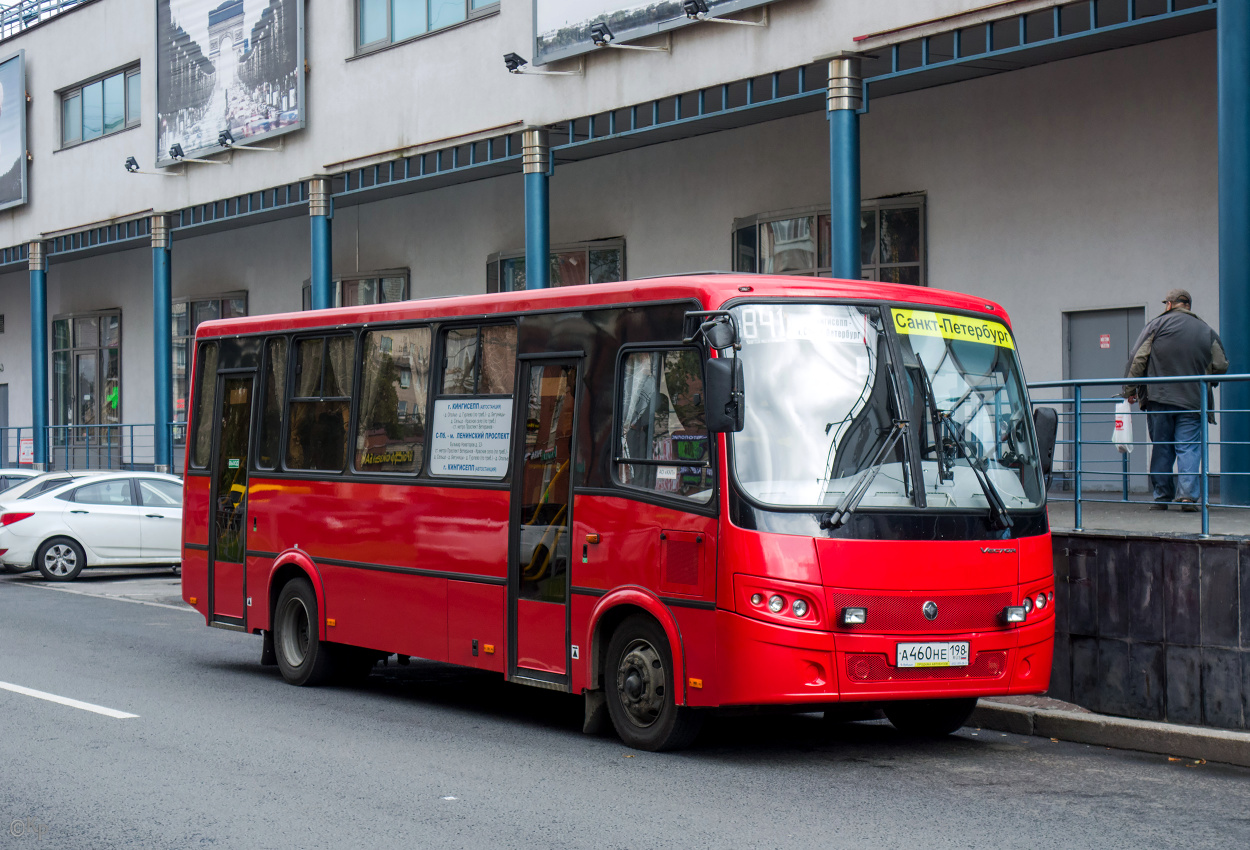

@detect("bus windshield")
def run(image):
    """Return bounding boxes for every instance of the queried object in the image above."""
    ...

[729,302,1044,511]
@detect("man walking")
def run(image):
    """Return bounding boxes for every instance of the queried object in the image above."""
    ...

[1124,289,1228,511]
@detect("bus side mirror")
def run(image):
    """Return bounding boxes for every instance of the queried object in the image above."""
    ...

[706,357,744,433]
[1032,405,1058,487]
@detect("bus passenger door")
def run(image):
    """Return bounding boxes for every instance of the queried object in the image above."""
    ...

[208,373,255,629]
[508,358,580,689]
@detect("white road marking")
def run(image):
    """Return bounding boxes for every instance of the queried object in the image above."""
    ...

[14,581,196,613]
[0,681,139,719]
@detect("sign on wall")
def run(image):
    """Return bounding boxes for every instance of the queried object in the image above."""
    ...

[156,0,303,165]
[535,0,776,65]
[0,50,27,212]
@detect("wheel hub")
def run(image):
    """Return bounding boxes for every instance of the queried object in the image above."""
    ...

[615,639,665,728]
[44,545,77,576]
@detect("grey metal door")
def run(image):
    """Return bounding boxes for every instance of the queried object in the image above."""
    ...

[1065,307,1147,492]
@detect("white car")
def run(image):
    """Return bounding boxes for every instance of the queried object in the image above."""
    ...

[0,468,41,493]
[0,472,183,581]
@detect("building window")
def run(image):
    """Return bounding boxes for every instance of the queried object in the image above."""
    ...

[358,0,498,52]
[173,295,247,429]
[487,240,626,292]
[733,196,926,285]
[61,66,141,148]
[302,273,408,310]
[51,312,122,435]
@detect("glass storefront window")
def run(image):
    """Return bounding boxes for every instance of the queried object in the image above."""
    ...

[52,312,121,437]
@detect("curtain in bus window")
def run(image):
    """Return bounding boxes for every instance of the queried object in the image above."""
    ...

[356,327,430,473]
[479,325,517,394]
[192,342,218,468]
[286,401,349,471]
[257,338,288,470]
[323,337,354,398]
[295,338,323,397]
[443,328,478,394]
[617,350,711,502]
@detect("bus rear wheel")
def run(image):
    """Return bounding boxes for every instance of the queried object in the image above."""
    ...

[883,697,979,737]
[604,614,702,752]
[273,579,336,686]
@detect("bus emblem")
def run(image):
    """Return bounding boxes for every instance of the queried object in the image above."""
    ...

[922,601,938,621]
[981,547,1016,554]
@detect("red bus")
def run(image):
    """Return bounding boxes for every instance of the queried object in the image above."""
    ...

[181,275,1058,750]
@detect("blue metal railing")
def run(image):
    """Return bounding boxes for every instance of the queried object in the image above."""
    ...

[0,424,184,474]
[1028,373,1250,536]
[0,0,88,41]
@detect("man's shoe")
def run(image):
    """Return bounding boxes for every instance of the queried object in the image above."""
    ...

[1177,498,1199,513]
[1150,501,1169,511]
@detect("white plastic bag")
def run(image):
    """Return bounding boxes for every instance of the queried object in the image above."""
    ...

[1112,399,1133,454]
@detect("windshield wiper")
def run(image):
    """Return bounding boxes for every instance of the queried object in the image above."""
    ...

[915,356,1013,531]
[820,420,907,530]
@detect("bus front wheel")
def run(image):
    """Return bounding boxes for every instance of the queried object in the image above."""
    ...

[604,614,702,752]
[273,579,335,686]
[884,697,979,737]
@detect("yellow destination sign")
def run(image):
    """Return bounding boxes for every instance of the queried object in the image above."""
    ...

[892,309,1014,350]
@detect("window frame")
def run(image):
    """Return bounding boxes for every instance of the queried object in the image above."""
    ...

[282,332,358,474]
[350,323,433,477]
[610,343,717,507]
[355,0,500,56]
[732,196,927,285]
[301,270,409,311]
[59,63,141,149]
[487,239,626,293]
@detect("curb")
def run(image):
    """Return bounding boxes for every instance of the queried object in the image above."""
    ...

[971,701,1250,768]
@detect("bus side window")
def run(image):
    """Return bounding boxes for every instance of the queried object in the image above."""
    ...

[285,336,354,472]
[355,327,431,474]
[256,337,288,470]
[190,342,219,469]
[441,324,516,395]
[617,349,713,503]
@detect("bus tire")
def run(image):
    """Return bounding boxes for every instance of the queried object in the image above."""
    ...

[883,697,978,737]
[604,614,702,752]
[273,579,336,686]
[35,538,86,582]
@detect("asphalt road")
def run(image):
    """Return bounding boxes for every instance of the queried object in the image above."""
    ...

[2,571,1248,850]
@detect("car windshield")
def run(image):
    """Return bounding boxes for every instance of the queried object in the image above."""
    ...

[730,303,911,508]
[891,307,1045,509]
[729,301,1044,512]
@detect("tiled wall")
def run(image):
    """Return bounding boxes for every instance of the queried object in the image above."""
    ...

[1049,534,1249,730]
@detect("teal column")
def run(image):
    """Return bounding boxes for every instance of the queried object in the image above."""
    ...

[523,128,550,290]
[310,176,333,309]
[152,215,172,471]
[1220,2,1250,505]
[828,55,863,281]
[28,241,47,468]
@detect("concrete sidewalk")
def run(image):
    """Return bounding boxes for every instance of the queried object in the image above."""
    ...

[972,695,1250,768]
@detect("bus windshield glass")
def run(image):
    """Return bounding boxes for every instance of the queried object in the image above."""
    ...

[730,303,911,508]
[891,307,1045,510]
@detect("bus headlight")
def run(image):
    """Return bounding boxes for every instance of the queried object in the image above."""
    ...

[1002,606,1027,624]
[768,595,785,613]
[842,607,867,625]
[1035,593,1048,610]
[791,599,808,618]
[1022,596,1034,614]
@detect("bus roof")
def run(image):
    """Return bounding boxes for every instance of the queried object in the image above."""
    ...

[193,274,1011,339]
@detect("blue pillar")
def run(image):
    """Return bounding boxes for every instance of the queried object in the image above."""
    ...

[310,177,333,309]
[523,128,550,290]
[828,56,863,281]
[1220,2,1250,505]
[152,216,172,471]
[28,242,47,468]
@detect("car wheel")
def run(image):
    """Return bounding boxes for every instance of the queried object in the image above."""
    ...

[883,698,979,737]
[273,578,335,686]
[36,538,86,582]
[604,614,702,752]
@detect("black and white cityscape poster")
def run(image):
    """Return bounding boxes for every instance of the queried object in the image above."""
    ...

[0,50,27,212]
[534,0,776,65]
[156,0,303,165]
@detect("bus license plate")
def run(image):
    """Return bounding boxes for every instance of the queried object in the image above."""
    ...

[896,642,970,668]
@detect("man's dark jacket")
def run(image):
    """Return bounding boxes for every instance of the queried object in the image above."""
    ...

[1124,307,1228,418]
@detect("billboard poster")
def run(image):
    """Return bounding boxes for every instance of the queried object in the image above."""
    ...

[0,50,27,212]
[156,0,303,165]
[535,0,775,65]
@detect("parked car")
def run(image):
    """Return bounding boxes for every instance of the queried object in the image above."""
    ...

[0,472,183,581]
[0,469,40,493]
[0,470,106,503]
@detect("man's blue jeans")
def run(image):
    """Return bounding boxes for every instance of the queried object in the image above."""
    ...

[1146,401,1202,502]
